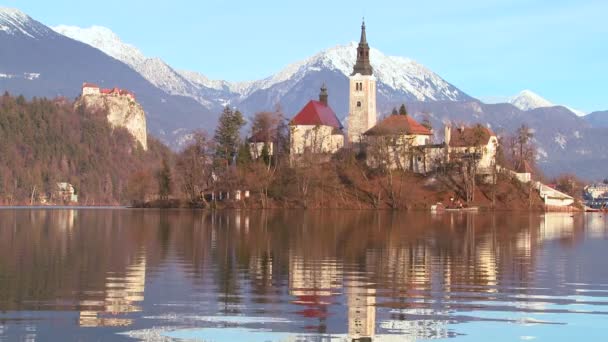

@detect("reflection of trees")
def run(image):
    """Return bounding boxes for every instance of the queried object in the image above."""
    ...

[0,209,588,337]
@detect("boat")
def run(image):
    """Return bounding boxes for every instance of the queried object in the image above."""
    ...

[444,206,479,212]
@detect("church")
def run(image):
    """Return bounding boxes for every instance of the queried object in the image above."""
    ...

[289,20,379,155]
[288,20,498,174]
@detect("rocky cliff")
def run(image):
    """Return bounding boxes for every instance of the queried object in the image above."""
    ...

[76,94,148,150]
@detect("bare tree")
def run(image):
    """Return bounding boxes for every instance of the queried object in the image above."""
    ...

[176,131,215,204]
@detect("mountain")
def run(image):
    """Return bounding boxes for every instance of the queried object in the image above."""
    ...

[51,25,472,118]
[509,90,554,111]
[4,9,607,179]
[584,111,608,128]
[506,89,586,117]
[0,8,216,147]
[401,100,608,180]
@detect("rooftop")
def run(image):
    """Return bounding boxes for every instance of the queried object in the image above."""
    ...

[364,114,432,136]
[290,100,342,129]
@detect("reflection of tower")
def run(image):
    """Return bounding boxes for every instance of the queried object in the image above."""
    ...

[347,279,376,341]
[79,254,147,327]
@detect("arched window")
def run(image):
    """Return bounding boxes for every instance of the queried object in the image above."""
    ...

[357,101,362,107]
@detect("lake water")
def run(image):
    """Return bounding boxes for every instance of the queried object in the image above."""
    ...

[1,209,607,341]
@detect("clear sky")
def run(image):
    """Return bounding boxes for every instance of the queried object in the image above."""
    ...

[5,0,607,112]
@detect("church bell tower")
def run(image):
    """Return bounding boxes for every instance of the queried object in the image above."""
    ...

[347,19,377,144]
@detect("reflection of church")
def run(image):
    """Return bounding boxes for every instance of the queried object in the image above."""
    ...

[79,254,147,327]
[289,253,342,330]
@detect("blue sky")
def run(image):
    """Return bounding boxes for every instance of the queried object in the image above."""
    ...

[5,0,607,112]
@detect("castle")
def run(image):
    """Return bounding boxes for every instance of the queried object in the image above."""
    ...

[82,83,136,101]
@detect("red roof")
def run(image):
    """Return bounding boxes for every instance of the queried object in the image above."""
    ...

[290,100,342,129]
[449,125,495,147]
[364,114,432,136]
[82,82,99,89]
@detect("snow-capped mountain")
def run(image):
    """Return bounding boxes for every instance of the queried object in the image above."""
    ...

[52,25,471,116]
[509,90,554,111]
[51,25,213,107]
[0,7,53,38]
[508,89,586,116]
[1,7,215,147]
[4,7,608,179]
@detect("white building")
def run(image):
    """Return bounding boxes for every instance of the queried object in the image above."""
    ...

[445,124,498,174]
[363,114,438,173]
[289,84,344,155]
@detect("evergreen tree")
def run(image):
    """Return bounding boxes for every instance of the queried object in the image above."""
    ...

[214,106,246,165]
[399,104,408,116]
[236,143,253,166]
[157,157,172,200]
[391,107,398,115]
[261,143,271,166]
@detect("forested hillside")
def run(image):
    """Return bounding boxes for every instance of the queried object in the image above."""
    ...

[0,92,170,205]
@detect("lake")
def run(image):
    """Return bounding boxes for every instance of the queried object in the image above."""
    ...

[0,209,607,341]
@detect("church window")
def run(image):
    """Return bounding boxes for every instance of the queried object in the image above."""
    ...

[357,101,362,107]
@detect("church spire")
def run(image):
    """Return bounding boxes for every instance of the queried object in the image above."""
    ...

[319,82,328,106]
[360,18,367,44]
[351,19,373,76]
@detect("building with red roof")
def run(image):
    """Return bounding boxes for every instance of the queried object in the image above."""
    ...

[363,113,442,173]
[289,84,345,155]
[445,124,498,174]
[81,82,136,101]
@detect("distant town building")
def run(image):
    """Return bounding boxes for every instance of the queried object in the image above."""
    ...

[55,182,78,203]
[347,20,377,144]
[584,183,608,208]
[248,132,274,159]
[289,84,344,155]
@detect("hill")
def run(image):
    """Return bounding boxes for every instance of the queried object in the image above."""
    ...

[0,8,216,148]
[0,93,170,205]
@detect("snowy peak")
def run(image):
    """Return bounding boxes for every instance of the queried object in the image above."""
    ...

[226,42,469,101]
[0,7,52,38]
[52,25,146,68]
[509,90,586,116]
[509,90,554,111]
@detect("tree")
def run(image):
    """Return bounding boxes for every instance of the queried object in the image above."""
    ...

[236,143,253,166]
[515,124,534,169]
[176,131,214,204]
[214,106,246,165]
[391,107,398,115]
[125,171,154,206]
[399,104,408,116]
[157,157,172,200]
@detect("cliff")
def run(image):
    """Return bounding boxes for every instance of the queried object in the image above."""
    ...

[76,93,148,150]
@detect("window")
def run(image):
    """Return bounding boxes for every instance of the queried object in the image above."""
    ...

[357,101,362,107]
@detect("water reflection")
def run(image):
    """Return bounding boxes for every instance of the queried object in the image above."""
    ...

[0,210,607,341]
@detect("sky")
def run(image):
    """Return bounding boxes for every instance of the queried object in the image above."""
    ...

[4,0,607,112]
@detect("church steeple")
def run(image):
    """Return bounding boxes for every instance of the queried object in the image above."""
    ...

[319,82,328,106]
[351,19,373,76]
